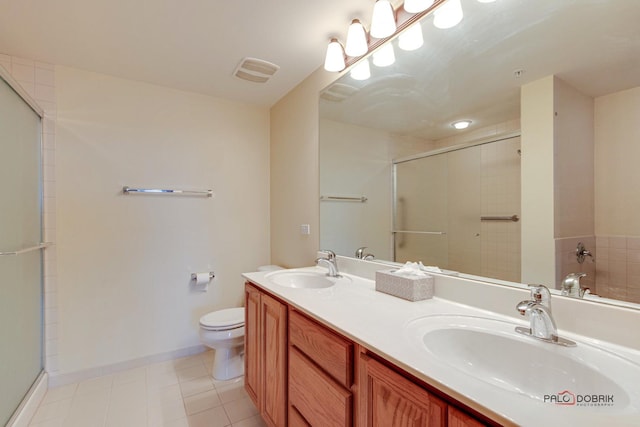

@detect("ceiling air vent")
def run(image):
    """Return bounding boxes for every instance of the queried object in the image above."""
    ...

[320,83,358,102]
[234,57,280,83]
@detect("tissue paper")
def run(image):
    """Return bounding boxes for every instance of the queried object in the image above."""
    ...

[375,262,434,302]
[194,272,210,292]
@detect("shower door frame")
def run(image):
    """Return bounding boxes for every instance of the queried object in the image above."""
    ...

[0,63,47,426]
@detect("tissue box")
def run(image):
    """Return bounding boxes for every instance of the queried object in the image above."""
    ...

[375,269,434,302]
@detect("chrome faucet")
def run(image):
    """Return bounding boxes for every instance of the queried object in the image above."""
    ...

[355,247,375,260]
[515,285,575,347]
[316,250,340,278]
[576,242,594,264]
[561,272,589,298]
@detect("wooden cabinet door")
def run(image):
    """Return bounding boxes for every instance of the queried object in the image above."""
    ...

[244,283,261,408]
[261,293,288,427]
[360,354,446,427]
[448,406,486,427]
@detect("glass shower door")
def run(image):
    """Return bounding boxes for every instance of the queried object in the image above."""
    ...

[0,74,44,425]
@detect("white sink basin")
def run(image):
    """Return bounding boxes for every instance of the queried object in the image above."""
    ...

[405,315,640,411]
[265,269,350,289]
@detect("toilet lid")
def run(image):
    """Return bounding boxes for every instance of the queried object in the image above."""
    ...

[200,307,245,330]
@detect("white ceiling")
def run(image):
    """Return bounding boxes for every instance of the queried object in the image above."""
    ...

[0,0,379,106]
[320,0,640,141]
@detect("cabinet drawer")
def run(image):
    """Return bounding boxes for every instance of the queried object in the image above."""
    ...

[289,347,352,427]
[289,309,353,387]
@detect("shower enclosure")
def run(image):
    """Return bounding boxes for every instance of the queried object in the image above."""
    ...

[0,71,44,425]
[393,135,521,282]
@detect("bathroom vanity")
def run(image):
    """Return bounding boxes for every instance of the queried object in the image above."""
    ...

[244,281,488,427]
[242,263,640,427]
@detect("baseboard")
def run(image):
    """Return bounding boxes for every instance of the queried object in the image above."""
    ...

[7,371,48,427]
[48,344,206,388]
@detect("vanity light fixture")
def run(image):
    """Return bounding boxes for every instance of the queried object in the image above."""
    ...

[324,38,346,72]
[350,58,371,80]
[434,0,464,29]
[404,0,435,13]
[452,120,472,130]
[345,19,369,57]
[370,0,397,39]
[399,22,424,51]
[373,43,396,67]
[477,0,496,2]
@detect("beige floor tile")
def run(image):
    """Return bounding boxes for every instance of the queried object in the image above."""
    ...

[147,370,179,388]
[180,375,215,398]
[76,374,114,395]
[28,418,66,427]
[157,417,190,427]
[41,383,77,404]
[232,414,267,427]
[177,364,209,382]
[223,397,259,423]
[216,381,247,404]
[147,383,183,406]
[30,398,72,424]
[147,359,178,375]
[105,405,147,427]
[147,399,187,425]
[109,382,148,412]
[172,354,205,371]
[113,366,147,385]
[187,406,230,427]
[184,389,222,415]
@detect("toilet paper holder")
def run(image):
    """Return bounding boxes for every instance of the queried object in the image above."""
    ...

[191,272,215,281]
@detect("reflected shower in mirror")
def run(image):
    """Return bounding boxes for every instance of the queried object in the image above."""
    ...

[319,0,640,308]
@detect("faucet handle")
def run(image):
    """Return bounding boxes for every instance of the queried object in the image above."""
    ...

[319,249,336,260]
[355,247,367,259]
[528,284,551,309]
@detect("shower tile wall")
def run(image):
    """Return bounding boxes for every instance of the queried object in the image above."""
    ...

[433,120,522,283]
[555,236,596,292]
[595,236,640,303]
[0,54,59,374]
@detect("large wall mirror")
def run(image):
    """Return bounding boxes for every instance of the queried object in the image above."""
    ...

[319,0,640,309]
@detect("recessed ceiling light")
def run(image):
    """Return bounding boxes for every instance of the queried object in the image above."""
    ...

[452,120,472,130]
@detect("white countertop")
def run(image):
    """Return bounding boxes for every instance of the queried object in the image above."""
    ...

[242,266,640,427]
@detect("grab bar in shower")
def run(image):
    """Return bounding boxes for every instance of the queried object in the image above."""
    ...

[123,186,213,197]
[320,195,368,202]
[481,215,520,222]
[0,242,51,256]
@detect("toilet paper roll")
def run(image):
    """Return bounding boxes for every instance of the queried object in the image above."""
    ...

[194,272,210,291]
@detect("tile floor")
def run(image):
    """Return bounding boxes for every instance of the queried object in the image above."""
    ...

[28,351,266,427]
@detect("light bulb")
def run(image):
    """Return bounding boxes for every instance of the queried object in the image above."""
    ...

[452,120,472,130]
[350,58,371,81]
[404,0,434,14]
[345,19,368,57]
[324,38,345,72]
[373,43,395,67]
[370,0,397,39]
[434,0,464,29]
[477,0,496,3]
[399,22,424,51]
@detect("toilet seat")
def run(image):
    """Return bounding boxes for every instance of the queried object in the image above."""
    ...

[199,307,245,331]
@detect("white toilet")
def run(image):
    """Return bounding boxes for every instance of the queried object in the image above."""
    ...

[199,307,246,380]
[199,265,283,380]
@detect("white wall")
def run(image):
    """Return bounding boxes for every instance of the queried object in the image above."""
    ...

[319,119,433,261]
[594,86,640,303]
[270,68,336,268]
[554,78,594,239]
[55,66,270,374]
[520,76,556,285]
[595,87,640,236]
